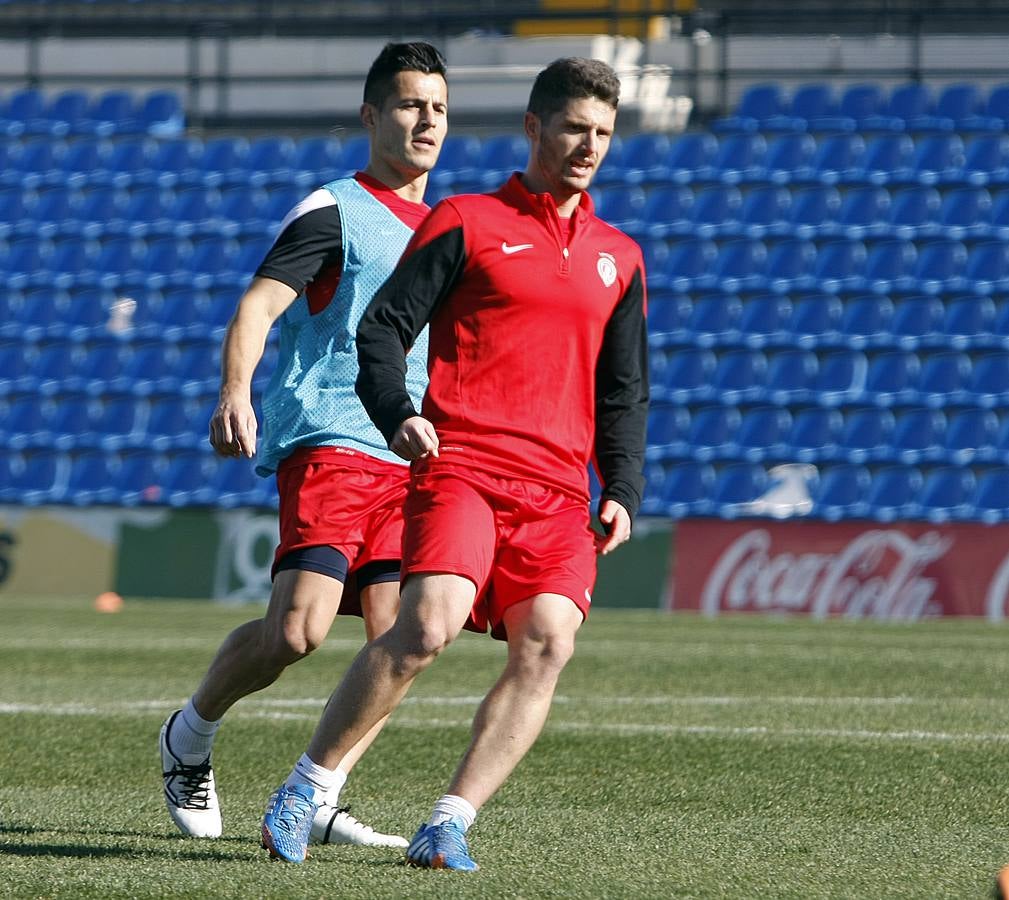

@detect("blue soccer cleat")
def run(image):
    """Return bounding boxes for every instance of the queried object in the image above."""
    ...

[261,783,318,863]
[406,816,479,871]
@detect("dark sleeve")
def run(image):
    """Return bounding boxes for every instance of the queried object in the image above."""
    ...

[594,264,649,520]
[355,201,467,443]
[255,204,343,295]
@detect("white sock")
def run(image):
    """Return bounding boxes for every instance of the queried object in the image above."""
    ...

[170,699,221,762]
[321,767,349,807]
[428,794,477,831]
[285,753,338,797]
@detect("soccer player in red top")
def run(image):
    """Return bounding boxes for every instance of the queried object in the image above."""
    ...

[260,57,648,870]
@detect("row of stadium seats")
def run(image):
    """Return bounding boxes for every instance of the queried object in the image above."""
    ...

[0,448,274,509]
[647,403,1009,466]
[15,181,1009,245]
[644,236,1009,295]
[606,184,1009,243]
[650,347,1009,408]
[650,291,1009,352]
[0,336,275,397]
[716,81,1009,134]
[15,130,1009,193]
[1,89,184,138]
[7,443,1009,524]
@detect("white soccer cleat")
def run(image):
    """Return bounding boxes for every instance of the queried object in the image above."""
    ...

[310,803,409,848]
[159,711,222,838]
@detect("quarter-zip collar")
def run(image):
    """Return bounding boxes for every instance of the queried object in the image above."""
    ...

[503,172,595,274]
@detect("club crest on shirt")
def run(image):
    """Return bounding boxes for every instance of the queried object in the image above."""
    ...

[597,252,617,287]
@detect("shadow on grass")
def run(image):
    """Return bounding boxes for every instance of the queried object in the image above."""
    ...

[0,840,258,862]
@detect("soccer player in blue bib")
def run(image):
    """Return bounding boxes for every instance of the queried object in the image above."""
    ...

[158,42,447,848]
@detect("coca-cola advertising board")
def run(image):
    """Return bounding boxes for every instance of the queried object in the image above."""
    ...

[671,520,1009,620]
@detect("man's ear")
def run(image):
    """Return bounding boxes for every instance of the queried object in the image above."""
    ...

[361,102,377,130]
[523,110,539,142]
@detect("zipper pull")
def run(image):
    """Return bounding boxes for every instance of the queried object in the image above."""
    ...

[563,247,569,258]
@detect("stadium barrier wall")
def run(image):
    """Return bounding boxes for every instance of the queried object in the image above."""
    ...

[672,519,1009,621]
[0,506,672,608]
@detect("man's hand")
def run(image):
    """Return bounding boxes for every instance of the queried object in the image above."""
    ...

[209,391,258,458]
[390,416,440,461]
[595,499,631,556]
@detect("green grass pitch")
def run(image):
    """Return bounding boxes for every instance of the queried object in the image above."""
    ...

[3,594,1009,898]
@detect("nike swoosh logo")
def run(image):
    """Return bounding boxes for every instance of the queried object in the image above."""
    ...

[501,242,534,255]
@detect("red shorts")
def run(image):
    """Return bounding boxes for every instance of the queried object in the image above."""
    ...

[401,463,597,640]
[273,446,409,614]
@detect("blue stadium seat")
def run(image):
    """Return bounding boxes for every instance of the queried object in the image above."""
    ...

[640,239,670,286]
[813,463,870,521]
[891,407,945,464]
[785,83,837,130]
[918,350,972,406]
[189,137,249,188]
[814,349,868,405]
[65,450,119,505]
[839,295,893,348]
[765,348,818,403]
[865,350,920,404]
[429,133,480,187]
[0,393,52,450]
[593,184,645,231]
[636,185,693,240]
[764,238,816,293]
[0,186,29,238]
[965,240,1009,294]
[138,137,203,188]
[988,192,1009,242]
[908,133,965,186]
[654,238,717,292]
[810,239,867,293]
[619,133,672,184]
[474,135,526,188]
[137,92,185,137]
[784,185,842,239]
[159,450,218,506]
[243,136,297,187]
[866,465,923,522]
[710,239,767,292]
[941,295,996,349]
[944,408,998,464]
[644,405,691,460]
[146,395,208,451]
[589,134,624,186]
[3,88,45,131]
[961,84,1009,132]
[837,83,885,128]
[714,83,786,132]
[2,236,49,289]
[2,139,65,189]
[643,460,715,518]
[761,132,816,184]
[916,83,980,131]
[856,134,915,185]
[825,186,886,240]
[807,133,864,184]
[736,405,791,461]
[657,347,717,403]
[94,396,147,451]
[712,462,768,516]
[64,186,124,238]
[739,294,792,347]
[0,341,33,393]
[0,449,66,505]
[681,185,741,239]
[789,406,843,462]
[992,298,1009,348]
[685,294,742,347]
[918,465,977,522]
[969,352,1009,406]
[972,467,1009,524]
[49,393,100,450]
[864,239,917,294]
[884,186,940,239]
[645,294,691,345]
[712,349,767,403]
[109,451,167,506]
[39,90,90,137]
[891,295,944,348]
[710,133,766,184]
[290,136,343,183]
[864,82,933,132]
[933,187,992,240]
[666,133,719,184]
[212,458,267,508]
[727,185,790,239]
[910,239,968,295]
[953,135,1009,187]
[837,406,895,462]
[686,405,741,460]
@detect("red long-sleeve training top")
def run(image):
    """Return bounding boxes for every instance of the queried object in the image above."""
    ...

[355,173,649,518]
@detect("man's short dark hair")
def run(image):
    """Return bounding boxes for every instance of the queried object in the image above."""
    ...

[526,57,620,121]
[363,41,447,108]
